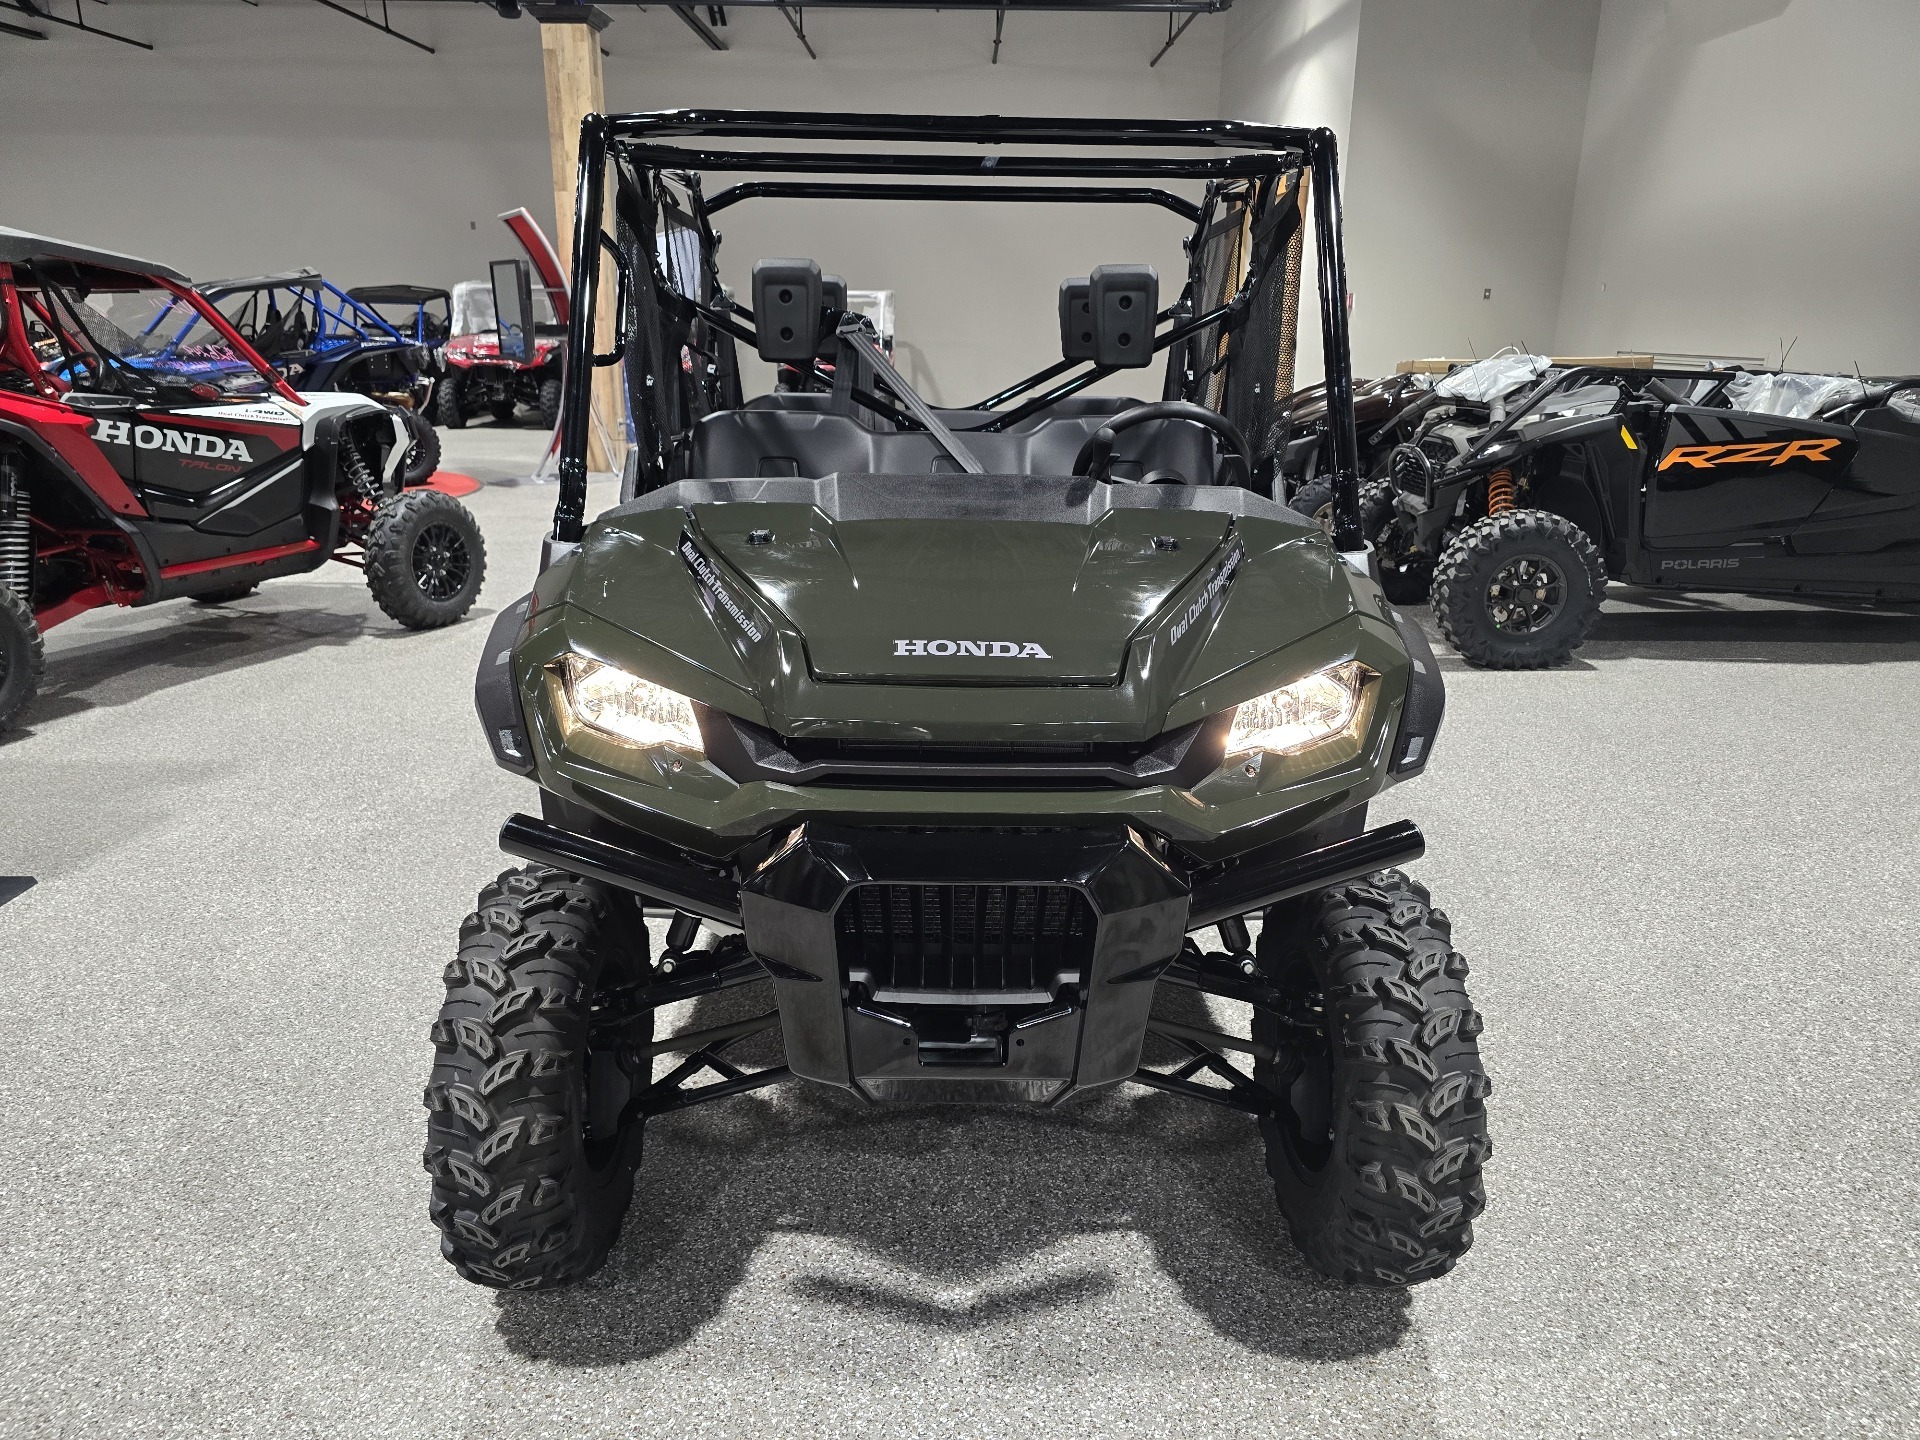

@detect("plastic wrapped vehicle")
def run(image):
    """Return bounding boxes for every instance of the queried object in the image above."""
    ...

[436,280,564,429]
[429,111,1488,1295]
[0,228,487,730]
[1367,364,1920,666]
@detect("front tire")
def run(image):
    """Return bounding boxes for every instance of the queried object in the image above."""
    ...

[364,488,486,629]
[1432,509,1605,668]
[398,408,441,487]
[436,372,467,429]
[537,374,563,431]
[1254,870,1491,1286]
[0,585,44,732]
[426,866,653,1289]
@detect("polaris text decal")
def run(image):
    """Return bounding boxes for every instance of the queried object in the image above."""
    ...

[1169,539,1245,646]
[679,533,765,644]
[893,639,1053,659]
[92,418,254,463]
[1656,439,1841,471]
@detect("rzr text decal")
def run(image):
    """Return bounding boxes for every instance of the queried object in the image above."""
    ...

[1657,438,1840,471]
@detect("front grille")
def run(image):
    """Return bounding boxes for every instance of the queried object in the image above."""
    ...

[837,883,1096,1003]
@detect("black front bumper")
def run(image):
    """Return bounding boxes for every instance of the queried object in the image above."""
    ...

[741,824,1188,1105]
[499,812,1425,1106]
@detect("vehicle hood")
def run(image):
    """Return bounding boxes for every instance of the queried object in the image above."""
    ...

[543,475,1371,743]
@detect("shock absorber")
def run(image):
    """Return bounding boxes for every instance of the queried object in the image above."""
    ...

[1486,467,1516,516]
[0,451,31,603]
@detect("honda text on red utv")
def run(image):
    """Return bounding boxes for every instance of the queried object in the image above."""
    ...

[0,228,488,731]
[1366,355,1920,667]
[430,112,1487,1293]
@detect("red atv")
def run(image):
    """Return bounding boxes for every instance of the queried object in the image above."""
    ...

[0,227,489,731]
[433,279,563,430]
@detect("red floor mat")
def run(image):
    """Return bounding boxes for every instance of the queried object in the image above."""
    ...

[420,471,483,497]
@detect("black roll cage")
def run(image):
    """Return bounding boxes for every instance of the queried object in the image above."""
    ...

[550,109,1364,550]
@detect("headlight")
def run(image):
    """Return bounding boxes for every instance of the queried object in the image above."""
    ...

[559,654,704,753]
[1225,660,1374,757]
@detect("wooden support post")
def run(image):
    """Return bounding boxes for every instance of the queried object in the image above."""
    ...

[540,17,623,474]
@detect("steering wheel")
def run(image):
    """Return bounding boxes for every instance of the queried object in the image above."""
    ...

[1070,400,1252,485]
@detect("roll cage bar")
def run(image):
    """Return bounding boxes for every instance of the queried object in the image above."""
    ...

[549,109,1364,552]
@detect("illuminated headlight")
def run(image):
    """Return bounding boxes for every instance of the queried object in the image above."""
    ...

[559,654,703,753]
[1224,660,1375,757]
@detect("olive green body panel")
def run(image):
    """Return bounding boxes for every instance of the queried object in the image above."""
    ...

[514,487,1417,863]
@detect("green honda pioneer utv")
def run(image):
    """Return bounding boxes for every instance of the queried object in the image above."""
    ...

[429,111,1488,1292]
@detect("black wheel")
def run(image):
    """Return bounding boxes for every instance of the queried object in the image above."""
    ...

[398,408,441,487]
[435,372,467,429]
[190,582,258,605]
[364,488,486,629]
[489,398,518,425]
[537,374,563,431]
[426,866,653,1290]
[1290,476,1395,543]
[0,585,44,732]
[1431,509,1605,668]
[1253,870,1491,1286]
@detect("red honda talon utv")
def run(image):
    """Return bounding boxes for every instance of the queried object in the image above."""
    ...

[0,228,489,731]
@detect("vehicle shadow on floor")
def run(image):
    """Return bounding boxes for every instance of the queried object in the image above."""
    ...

[493,982,1412,1367]
[4,586,498,737]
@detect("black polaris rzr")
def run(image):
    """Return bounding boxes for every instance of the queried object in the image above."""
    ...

[428,111,1487,1293]
[1358,355,1920,667]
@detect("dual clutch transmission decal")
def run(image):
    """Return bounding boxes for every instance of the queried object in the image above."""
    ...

[1169,537,1245,647]
[679,530,766,645]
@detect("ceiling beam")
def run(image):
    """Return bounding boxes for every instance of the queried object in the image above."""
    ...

[9,0,150,49]
[310,0,435,52]
[670,3,727,47]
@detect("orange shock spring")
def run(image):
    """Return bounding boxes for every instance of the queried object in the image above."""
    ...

[1487,468,1516,515]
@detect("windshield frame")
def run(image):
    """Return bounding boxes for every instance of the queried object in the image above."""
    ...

[547,110,1363,551]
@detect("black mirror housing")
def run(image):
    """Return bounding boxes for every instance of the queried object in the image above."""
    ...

[753,259,823,361]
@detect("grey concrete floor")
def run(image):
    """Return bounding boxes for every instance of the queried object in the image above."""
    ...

[2,427,1917,1438]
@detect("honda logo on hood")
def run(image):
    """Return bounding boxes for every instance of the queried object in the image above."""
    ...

[894,639,1053,658]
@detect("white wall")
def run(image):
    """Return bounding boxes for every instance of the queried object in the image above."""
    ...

[0,0,1223,406]
[596,6,1225,404]
[1343,0,1599,375]
[1216,0,1364,388]
[1555,0,1920,373]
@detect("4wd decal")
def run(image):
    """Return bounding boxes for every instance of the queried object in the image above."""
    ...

[1657,438,1842,471]
[679,532,765,644]
[1169,538,1245,646]
[92,417,254,463]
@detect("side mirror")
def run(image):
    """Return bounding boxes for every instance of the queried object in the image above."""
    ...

[490,258,536,364]
[752,259,823,362]
[1059,279,1093,361]
[1089,264,1158,369]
